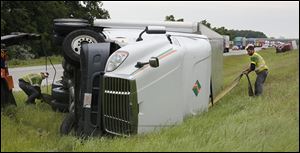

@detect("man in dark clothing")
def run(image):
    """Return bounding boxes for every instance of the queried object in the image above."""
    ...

[19,72,49,104]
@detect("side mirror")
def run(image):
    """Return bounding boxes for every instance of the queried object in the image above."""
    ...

[136,26,166,41]
[149,57,159,68]
[145,26,166,34]
[135,57,160,68]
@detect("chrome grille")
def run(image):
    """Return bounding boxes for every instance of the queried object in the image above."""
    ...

[102,77,137,136]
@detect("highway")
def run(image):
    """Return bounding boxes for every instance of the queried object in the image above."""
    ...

[223,47,262,56]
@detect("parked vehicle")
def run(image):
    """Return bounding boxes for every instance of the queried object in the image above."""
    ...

[223,35,230,53]
[233,37,247,49]
[232,45,239,51]
[255,40,262,47]
[52,19,224,137]
[291,40,298,50]
[276,43,292,53]
[261,43,269,49]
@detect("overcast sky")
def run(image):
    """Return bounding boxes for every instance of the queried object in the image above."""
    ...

[102,1,299,39]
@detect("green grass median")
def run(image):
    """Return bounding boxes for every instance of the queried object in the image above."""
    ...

[1,48,298,151]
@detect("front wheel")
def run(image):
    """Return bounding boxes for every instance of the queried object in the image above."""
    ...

[60,112,76,135]
[62,29,105,66]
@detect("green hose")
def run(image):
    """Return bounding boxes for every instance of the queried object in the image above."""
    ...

[245,73,254,96]
[209,72,254,108]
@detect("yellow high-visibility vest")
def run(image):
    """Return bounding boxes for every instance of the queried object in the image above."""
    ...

[21,73,43,87]
[250,52,268,73]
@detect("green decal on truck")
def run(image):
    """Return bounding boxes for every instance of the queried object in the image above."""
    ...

[192,80,201,96]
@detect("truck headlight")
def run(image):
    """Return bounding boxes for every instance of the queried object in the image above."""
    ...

[106,51,129,72]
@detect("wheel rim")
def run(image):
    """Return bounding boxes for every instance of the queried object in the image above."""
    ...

[71,35,97,55]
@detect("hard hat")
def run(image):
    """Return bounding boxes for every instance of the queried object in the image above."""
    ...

[245,44,254,51]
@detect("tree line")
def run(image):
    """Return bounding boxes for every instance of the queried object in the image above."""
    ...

[1,4,268,60]
[1,1,109,59]
[201,19,267,40]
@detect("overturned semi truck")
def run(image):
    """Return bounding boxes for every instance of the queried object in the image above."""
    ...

[51,19,224,137]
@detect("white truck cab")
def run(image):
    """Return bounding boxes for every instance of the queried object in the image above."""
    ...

[53,19,224,137]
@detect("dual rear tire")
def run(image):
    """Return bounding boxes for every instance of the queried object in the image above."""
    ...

[53,18,105,66]
[62,29,105,66]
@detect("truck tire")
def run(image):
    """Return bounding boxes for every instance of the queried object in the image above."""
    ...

[51,87,69,103]
[62,29,105,66]
[60,112,76,135]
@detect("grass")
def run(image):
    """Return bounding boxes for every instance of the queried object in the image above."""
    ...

[1,48,299,151]
[7,55,63,68]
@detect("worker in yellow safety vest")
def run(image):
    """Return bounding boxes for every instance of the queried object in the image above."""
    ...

[18,72,49,104]
[243,44,269,96]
